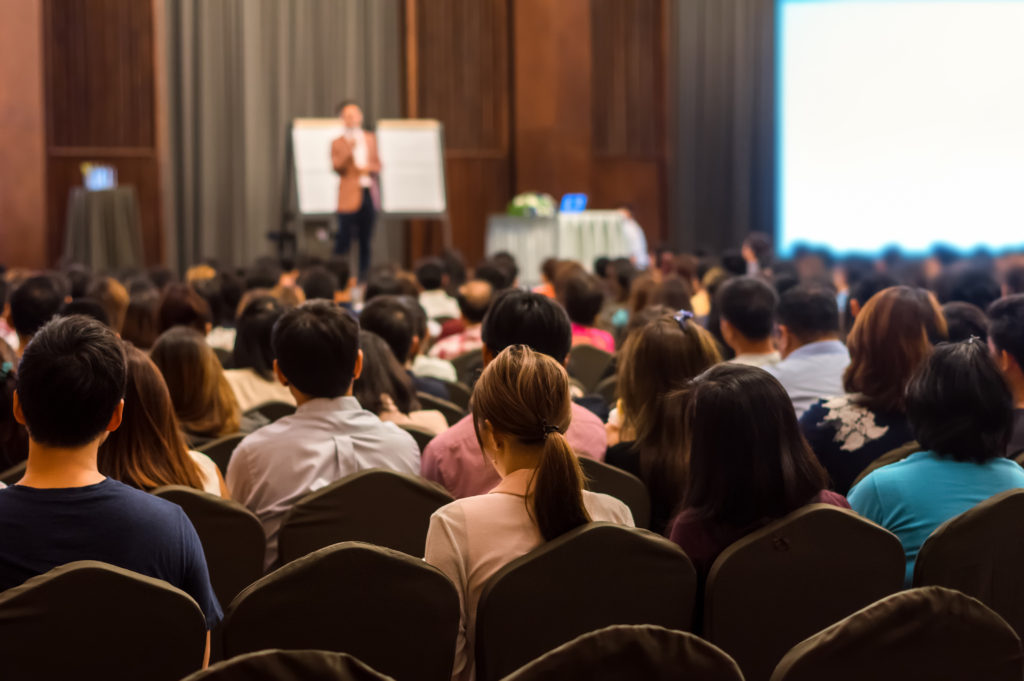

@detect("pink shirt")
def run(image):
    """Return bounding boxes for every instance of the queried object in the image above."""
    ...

[570,323,615,353]
[421,402,608,499]
[428,326,484,361]
[424,468,634,681]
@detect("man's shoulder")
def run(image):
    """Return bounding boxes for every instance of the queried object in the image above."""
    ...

[570,401,604,429]
[424,414,475,456]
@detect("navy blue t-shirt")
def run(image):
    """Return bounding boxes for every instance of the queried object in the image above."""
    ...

[0,478,222,627]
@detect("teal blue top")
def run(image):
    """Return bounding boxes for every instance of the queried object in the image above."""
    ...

[849,450,1024,585]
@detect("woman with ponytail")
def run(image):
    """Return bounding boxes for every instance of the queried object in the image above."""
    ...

[424,345,633,681]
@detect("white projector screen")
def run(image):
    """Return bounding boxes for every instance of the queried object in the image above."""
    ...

[777,0,1024,256]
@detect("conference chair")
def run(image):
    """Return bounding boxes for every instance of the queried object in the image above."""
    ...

[849,440,920,489]
[704,505,905,681]
[199,433,247,476]
[769,587,1024,681]
[277,468,454,564]
[595,375,618,407]
[153,485,265,607]
[500,624,743,681]
[578,456,652,530]
[1014,450,1024,468]
[399,423,436,453]
[222,542,459,681]
[0,460,25,485]
[914,489,1024,638]
[0,560,207,681]
[450,349,484,385]
[441,379,472,409]
[475,522,697,681]
[416,391,466,426]
[567,345,614,394]
[244,400,297,423]
[181,649,396,681]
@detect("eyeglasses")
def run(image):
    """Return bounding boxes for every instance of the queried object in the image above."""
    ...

[673,309,695,331]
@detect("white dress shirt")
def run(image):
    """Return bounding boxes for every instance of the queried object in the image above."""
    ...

[419,289,462,321]
[226,396,420,568]
[424,469,634,681]
[729,351,782,368]
[346,128,372,188]
[767,340,851,418]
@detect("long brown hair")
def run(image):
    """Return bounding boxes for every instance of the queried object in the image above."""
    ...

[151,327,241,437]
[99,344,206,490]
[843,286,947,413]
[471,345,590,541]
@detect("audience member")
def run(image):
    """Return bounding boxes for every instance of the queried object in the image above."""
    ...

[1002,264,1024,297]
[325,255,354,308]
[193,273,237,352]
[987,295,1024,455]
[606,310,722,534]
[940,267,1001,311]
[158,283,212,335]
[942,301,988,342]
[100,345,226,496]
[650,275,694,313]
[532,257,559,299]
[416,258,460,321]
[8,275,66,353]
[425,345,633,681]
[801,286,947,494]
[717,276,780,368]
[422,290,608,498]
[225,296,296,412]
[354,331,447,435]
[364,268,418,303]
[121,285,161,350]
[557,269,615,353]
[844,272,898,336]
[359,295,451,399]
[0,316,222,632]
[428,279,494,360]
[244,257,283,290]
[405,297,459,384]
[849,340,1024,584]
[768,285,850,416]
[226,301,418,568]
[668,364,847,578]
[0,340,27,470]
[490,251,520,288]
[64,263,93,299]
[86,277,129,333]
[298,265,339,302]
[0,276,17,350]
[473,260,512,292]
[57,299,110,326]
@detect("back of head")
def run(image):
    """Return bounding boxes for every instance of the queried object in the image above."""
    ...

[415,258,445,291]
[457,279,495,324]
[233,296,283,380]
[10,275,65,339]
[988,294,1024,369]
[941,302,988,343]
[651,276,693,312]
[58,300,110,327]
[298,265,340,302]
[683,364,828,526]
[481,289,572,362]
[359,295,416,363]
[716,276,778,341]
[472,345,590,541]
[906,340,1012,462]
[86,276,129,333]
[1004,264,1024,296]
[944,267,1001,311]
[556,270,605,327]
[473,260,512,292]
[17,316,126,447]
[353,330,418,415]
[272,300,360,399]
[191,275,229,327]
[158,283,212,334]
[324,256,351,293]
[490,252,519,288]
[245,257,283,290]
[99,344,202,490]
[64,264,94,299]
[777,285,841,344]
[844,286,948,413]
[121,288,161,350]
[364,270,418,303]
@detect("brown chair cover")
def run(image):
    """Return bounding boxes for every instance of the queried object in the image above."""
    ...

[222,542,459,681]
[277,468,453,564]
[770,586,1024,681]
[153,485,265,608]
[850,440,920,488]
[475,522,697,681]
[451,349,484,385]
[244,400,298,423]
[578,456,652,530]
[441,379,472,409]
[416,391,467,426]
[501,624,743,681]
[0,560,207,680]
[567,344,614,393]
[181,649,396,681]
[704,504,905,681]
[914,488,1024,638]
[400,423,436,453]
[0,460,26,485]
[199,433,247,476]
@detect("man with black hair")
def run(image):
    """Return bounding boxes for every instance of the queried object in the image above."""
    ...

[7,275,66,355]
[227,300,418,568]
[325,255,354,309]
[988,295,1024,455]
[360,295,451,399]
[0,316,222,636]
[428,279,494,360]
[416,257,460,321]
[768,285,850,417]
[421,290,607,498]
[298,265,340,302]
[717,276,781,368]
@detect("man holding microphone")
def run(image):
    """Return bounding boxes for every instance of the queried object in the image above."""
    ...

[332,101,381,282]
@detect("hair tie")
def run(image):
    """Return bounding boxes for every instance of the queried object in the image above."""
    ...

[541,422,563,440]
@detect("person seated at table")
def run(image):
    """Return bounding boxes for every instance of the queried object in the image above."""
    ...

[428,279,494,361]
[557,268,615,353]
[425,345,633,681]
[224,296,296,413]
[100,344,227,497]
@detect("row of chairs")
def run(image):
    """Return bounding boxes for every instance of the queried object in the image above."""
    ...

[448,345,616,395]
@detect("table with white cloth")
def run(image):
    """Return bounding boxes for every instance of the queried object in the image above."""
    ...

[485,211,630,288]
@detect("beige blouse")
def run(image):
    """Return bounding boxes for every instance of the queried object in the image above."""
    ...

[224,368,297,414]
[377,394,449,436]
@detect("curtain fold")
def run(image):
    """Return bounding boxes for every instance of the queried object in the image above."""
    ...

[162,0,403,273]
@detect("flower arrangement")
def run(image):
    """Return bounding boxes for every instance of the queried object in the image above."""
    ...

[507,192,556,218]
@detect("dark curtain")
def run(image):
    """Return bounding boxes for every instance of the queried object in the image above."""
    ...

[669,0,776,254]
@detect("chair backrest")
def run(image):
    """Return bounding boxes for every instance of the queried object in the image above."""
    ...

[0,560,207,681]
[399,423,436,453]
[475,522,697,681]
[595,375,618,406]
[199,433,247,476]
[153,485,266,607]
[704,504,905,681]
[567,345,614,393]
[578,457,651,530]
[222,542,459,681]
[450,349,484,385]
[770,586,1024,681]
[213,346,234,370]
[850,440,920,488]
[914,488,1024,638]
[441,379,472,409]
[181,649,396,681]
[0,459,26,485]
[501,624,743,681]
[277,468,454,564]
[244,400,297,423]
[416,391,467,426]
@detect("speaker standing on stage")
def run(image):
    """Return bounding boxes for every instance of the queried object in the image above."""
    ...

[331,101,381,282]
